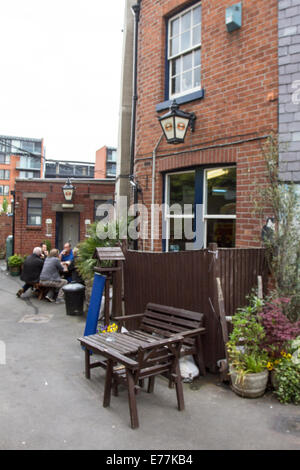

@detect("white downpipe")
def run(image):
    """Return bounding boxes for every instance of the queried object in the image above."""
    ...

[151,133,164,251]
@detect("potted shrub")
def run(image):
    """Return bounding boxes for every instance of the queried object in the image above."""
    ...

[258,298,300,390]
[8,254,24,276]
[227,297,269,398]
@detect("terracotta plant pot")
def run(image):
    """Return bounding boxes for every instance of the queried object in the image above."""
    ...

[230,366,269,398]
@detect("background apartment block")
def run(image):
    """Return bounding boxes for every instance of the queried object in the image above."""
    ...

[95,146,117,179]
[0,135,44,211]
[44,160,95,179]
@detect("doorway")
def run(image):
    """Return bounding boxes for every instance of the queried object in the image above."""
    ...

[55,212,80,251]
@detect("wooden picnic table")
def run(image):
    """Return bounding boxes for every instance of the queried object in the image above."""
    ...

[78,331,185,429]
[78,330,160,378]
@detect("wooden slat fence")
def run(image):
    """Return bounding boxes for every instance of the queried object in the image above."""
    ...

[123,244,268,372]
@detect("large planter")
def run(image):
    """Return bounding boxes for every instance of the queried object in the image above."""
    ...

[230,366,269,398]
[9,266,21,276]
[270,370,279,390]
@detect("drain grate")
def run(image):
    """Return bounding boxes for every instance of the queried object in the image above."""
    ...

[19,314,53,324]
[275,416,300,436]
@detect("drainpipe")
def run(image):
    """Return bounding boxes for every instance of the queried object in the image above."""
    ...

[151,133,164,251]
[130,0,142,250]
[129,0,141,180]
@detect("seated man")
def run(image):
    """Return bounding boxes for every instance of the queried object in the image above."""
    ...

[39,249,68,302]
[17,247,44,298]
[59,242,74,282]
[68,247,85,285]
[40,243,49,260]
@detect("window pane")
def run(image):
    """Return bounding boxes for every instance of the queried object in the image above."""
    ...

[194,67,201,87]
[0,186,3,195]
[171,75,181,95]
[207,219,236,248]
[171,17,179,37]
[193,5,201,26]
[206,168,236,215]
[181,31,190,51]
[182,52,192,71]
[194,48,201,67]
[170,36,179,56]
[172,57,181,76]
[182,70,192,91]
[169,172,195,212]
[169,218,194,252]
[28,198,42,208]
[192,25,201,46]
[4,186,9,195]
[181,11,191,32]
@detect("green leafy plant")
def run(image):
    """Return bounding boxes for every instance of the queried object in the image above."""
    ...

[42,240,52,252]
[1,198,8,213]
[273,348,300,405]
[76,219,129,281]
[7,254,24,267]
[227,296,268,378]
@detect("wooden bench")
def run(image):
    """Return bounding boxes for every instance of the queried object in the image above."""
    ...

[114,302,206,377]
[33,283,49,301]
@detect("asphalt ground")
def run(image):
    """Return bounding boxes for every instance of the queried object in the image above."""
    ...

[0,262,299,450]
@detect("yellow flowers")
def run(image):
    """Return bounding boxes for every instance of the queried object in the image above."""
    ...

[267,362,273,371]
[280,351,292,359]
[99,323,118,334]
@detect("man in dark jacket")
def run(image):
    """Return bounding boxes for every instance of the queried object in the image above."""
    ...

[16,247,44,298]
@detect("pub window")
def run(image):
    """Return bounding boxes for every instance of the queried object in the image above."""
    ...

[27,198,42,226]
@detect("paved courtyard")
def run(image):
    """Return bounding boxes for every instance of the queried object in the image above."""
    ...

[0,261,299,450]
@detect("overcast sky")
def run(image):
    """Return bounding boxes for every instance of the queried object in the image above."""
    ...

[0,0,125,162]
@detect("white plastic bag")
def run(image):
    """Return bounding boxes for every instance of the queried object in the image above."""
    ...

[179,356,199,383]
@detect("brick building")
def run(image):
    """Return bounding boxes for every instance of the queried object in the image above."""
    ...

[0,135,44,212]
[13,178,115,255]
[95,146,117,179]
[122,0,279,251]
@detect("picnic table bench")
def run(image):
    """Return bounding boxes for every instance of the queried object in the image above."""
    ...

[79,303,206,380]
[78,331,185,428]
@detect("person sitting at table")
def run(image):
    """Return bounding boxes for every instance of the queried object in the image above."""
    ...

[59,242,74,282]
[39,249,68,303]
[16,247,44,298]
[68,247,85,285]
[40,242,49,260]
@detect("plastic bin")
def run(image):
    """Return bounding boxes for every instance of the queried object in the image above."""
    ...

[6,235,13,269]
[62,282,85,316]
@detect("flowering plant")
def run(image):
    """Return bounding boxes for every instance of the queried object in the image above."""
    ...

[98,323,118,334]
[272,346,300,405]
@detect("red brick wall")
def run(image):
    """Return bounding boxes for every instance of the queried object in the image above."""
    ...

[14,180,115,256]
[0,214,12,250]
[134,0,278,250]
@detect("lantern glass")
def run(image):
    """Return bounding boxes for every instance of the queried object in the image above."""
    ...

[160,116,175,142]
[174,115,189,142]
[63,188,73,201]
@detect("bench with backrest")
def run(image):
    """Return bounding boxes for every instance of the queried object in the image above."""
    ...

[114,302,206,376]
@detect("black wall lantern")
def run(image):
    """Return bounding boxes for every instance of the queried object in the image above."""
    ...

[62,178,75,202]
[158,99,196,144]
